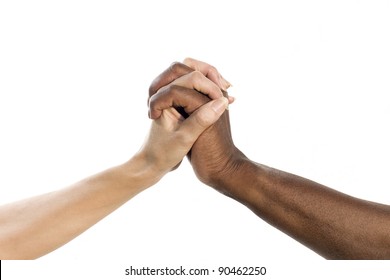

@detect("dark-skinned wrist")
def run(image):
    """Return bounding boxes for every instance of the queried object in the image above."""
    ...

[205,148,255,201]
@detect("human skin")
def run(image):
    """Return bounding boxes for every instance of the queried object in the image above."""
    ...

[149,58,390,260]
[0,72,228,259]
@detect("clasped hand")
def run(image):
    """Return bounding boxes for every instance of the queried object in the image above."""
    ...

[140,58,244,192]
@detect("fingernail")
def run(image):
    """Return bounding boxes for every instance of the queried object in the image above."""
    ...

[211,97,229,114]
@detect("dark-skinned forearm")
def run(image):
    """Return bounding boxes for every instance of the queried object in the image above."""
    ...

[211,156,390,259]
[147,59,390,259]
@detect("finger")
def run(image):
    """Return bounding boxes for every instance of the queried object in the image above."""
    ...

[183,57,232,91]
[221,89,235,105]
[149,85,210,119]
[170,71,223,100]
[148,62,193,100]
[178,97,229,142]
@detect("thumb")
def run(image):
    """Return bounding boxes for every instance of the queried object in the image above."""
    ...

[179,97,229,140]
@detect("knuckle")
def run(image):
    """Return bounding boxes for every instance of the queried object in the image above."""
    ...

[164,84,182,98]
[169,61,185,75]
[149,84,183,111]
[183,57,194,65]
[168,84,182,93]
[208,65,219,76]
[191,70,205,82]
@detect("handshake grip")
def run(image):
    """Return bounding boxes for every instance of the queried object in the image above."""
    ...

[147,60,244,194]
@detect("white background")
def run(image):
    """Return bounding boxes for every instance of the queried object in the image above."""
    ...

[1,0,389,279]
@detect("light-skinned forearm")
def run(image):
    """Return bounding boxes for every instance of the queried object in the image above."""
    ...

[212,156,390,259]
[0,67,228,260]
[0,154,163,259]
